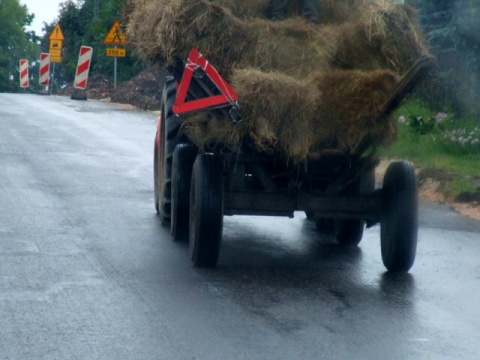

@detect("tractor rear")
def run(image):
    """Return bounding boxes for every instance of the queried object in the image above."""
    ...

[154,49,433,272]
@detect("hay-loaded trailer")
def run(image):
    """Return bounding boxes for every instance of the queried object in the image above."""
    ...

[154,48,433,272]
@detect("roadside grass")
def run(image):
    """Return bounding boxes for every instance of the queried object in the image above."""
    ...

[443,178,478,200]
[380,99,480,199]
[382,127,480,175]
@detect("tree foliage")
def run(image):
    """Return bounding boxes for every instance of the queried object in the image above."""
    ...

[0,0,40,92]
[451,1,480,114]
[408,0,480,117]
[40,0,146,90]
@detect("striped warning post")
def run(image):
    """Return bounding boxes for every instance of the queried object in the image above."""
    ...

[39,53,51,86]
[73,46,93,89]
[19,59,29,88]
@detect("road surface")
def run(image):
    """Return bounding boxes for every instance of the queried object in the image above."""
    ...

[1,94,479,359]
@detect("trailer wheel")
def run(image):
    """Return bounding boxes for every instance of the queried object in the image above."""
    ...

[381,161,418,272]
[334,219,364,246]
[154,76,185,223]
[171,144,197,241]
[314,217,334,234]
[189,154,223,267]
[332,167,374,246]
[154,138,160,214]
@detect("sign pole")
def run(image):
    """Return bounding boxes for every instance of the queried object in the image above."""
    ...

[50,63,56,95]
[49,24,65,95]
[104,21,127,90]
[114,46,118,89]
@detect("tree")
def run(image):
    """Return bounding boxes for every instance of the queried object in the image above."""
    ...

[407,0,480,117]
[86,0,146,83]
[41,0,146,89]
[451,1,480,116]
[0,0,40,92]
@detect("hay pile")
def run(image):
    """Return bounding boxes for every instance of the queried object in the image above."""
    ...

[126,0,430,162]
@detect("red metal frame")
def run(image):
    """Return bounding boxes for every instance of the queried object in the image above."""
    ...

[173,49,239,115]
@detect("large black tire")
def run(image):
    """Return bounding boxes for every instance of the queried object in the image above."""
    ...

[171,144,197,241]
[314,217,334,233]
[189,154,224,267]
[334,219,364,246]
[154,76,185,223]
[333,168,375,246]
[313,215,363,245]
[154,140,160,214]
[381,161,418,272]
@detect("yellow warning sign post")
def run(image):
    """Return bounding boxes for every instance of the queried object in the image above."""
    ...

[50,24,65,41]
[50,40,62,49]
[106,48,127,58]
[104,21,127,89]
[49,25,65,63]
[48,24,65,94]
[50,56,63,63]
[103,21,126,46]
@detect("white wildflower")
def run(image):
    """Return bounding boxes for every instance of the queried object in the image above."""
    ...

[435,112,448,123]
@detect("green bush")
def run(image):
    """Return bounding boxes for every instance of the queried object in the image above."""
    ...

[382,100,480,176]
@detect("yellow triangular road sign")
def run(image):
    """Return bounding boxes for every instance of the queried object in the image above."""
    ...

[104,21,126,45]
[49,24,65,41]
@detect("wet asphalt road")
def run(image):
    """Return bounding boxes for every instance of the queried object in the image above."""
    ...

[1,94,480,360]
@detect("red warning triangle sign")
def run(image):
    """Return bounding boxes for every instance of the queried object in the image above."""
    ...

[173,49,239,115]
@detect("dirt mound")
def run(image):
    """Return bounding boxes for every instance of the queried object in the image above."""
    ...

[85,74,113,99]
[59,68,169,111]
[110,67,169,110]
[60,73,113,99]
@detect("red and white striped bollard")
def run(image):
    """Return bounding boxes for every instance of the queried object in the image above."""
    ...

[19,59,29,88]
[39,53,51,86]
[74,46,93,89]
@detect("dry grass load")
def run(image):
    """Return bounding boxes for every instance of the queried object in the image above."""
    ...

[126,0,430,162]
[182,68,399,162]
[126,0,334,79]
[330,4,427,73]
[126,0,427,75]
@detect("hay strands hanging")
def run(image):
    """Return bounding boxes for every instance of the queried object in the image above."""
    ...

[174,49,242,123]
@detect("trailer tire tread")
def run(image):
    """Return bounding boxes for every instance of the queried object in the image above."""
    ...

[171,144,197,241]
[189,154,223,268]
[156,76,185,223]
[381,161,418,272]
